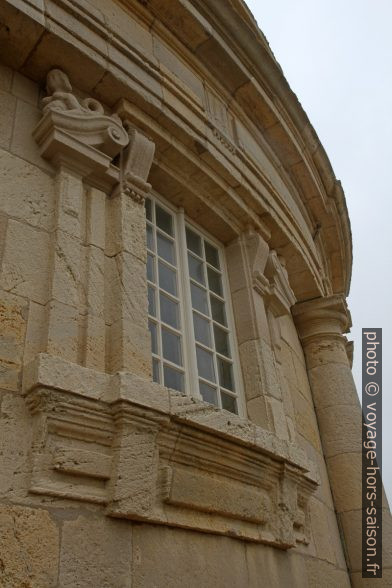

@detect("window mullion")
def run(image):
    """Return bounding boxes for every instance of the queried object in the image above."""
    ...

[176,208,200,399]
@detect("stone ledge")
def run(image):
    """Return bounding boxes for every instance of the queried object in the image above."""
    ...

[22,352,318,549]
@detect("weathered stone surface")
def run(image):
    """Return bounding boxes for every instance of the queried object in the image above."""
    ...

[0,219,50,304]
[59,515,132,588]
[0,89,16,150]
[0,291,28,391]
[0,148,54,231]
[132,525,248,588]
[0,393,32,498]
[246,544,308,587]
[304,556,351,587]
[0,505,59,587]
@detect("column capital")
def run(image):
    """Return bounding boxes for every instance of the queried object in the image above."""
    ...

[292,294,352,343]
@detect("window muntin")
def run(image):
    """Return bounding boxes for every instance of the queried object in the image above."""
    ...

[145,195,242,415]
[146,199,186,393]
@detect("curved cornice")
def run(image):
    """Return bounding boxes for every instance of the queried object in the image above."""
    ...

[1,0,352,299]
[189,0,352,297]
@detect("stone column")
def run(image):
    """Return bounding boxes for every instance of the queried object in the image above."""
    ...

[293,295,392,586]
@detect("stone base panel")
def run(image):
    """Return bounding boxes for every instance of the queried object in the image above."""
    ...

[23,352,318,549]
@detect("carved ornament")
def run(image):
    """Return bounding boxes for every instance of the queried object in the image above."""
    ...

[23,353,318,549]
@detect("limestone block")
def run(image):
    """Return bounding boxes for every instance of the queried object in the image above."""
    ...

[11,71,39,106]
[293,391,321,452]
[93,0,154,56]
[46,299,79,362]
[153,35,204,102]
[317,404,361,458]
[280,341,298,397]
[106,193,147,261]
[0,89,16,150]
[327,453,362,513]
[305,556,350,587]
[308,363,360,411]
[304,336,350,369]
[85,245,105,317]
[59,515,132,588]
[83,314,106,371]
[0,505,59,588]
[246,395,269,428]
[267,396,289,440]
[351,569,392,588]
[246,545,308,588]
[0,219,50,304]
[86,187,106,250]
[0,393,32,498]
[231,287,259,344]
[23,352,110,400]
[51,230,81,307]
[23,300,48,364]
[239,338,282,402]
[0,1,45,70]
[0,214,7,267]
[308,498,336,564]
[105,252,148,327]
[279,314,306,363]
[132,524,248,588]
[0,148,55,231]
[105,371,170,413]
[54,170,84,238]
[0,63,13,91]
[108,319,152,377]
[292,353,314,405]
[11,98,52,172]
[0,291,28,391]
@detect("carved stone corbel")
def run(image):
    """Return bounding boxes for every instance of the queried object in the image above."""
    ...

[33,69,129,190]
[114,123,155,204]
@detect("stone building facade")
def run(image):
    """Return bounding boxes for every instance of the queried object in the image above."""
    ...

[0,0,391,586]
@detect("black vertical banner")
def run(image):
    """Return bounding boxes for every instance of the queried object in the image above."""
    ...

[362,329,382,578]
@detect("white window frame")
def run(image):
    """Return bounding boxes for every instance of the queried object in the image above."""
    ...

[146,191,245,417]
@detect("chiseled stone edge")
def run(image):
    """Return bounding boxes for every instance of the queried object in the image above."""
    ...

[23,352,318,481]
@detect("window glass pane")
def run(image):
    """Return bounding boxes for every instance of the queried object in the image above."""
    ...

[214,325,231,357]
[148,285,156,317]
[146,224,154,251]
[221,392,237,414]
[191,283,209,315]
[207,267,222,296]
[149,320,158,354]
[205,242,220,269]
[199,382,218,406]
[196,346,216,382]
[217,357,234,391]
[188,253,205,285]
[156,205,173,236]
[193,313,212,347]
[147,253,155,282]
[152,358,160,383]
[145,197,152,221]
[160,293,180,329]
[157,233,175,264]
[164,365,184,391]
[158,261,177,296]
[186,227,202,256]
[210,295,227,326]
[162,328,182,366]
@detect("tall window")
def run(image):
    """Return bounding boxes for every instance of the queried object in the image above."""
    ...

[146,195,243,415]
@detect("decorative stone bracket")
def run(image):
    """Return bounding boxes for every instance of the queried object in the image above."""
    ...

[23,353,318,549]
[33,69,155,198]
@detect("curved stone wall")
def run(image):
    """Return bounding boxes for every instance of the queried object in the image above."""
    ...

[0,0,390,587]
